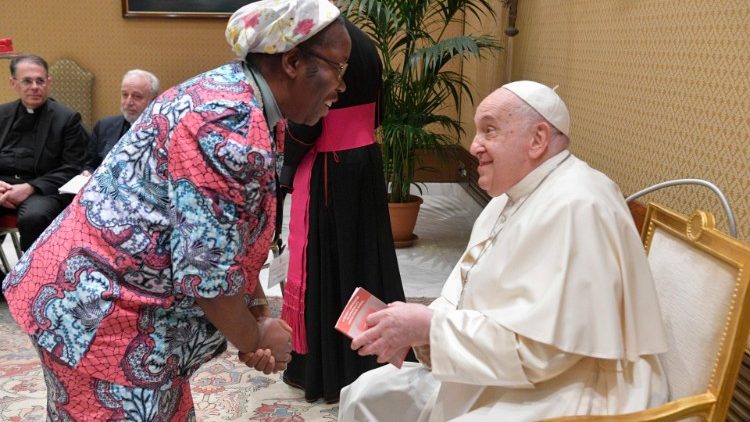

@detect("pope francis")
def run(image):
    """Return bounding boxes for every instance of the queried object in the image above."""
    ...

[337,81,669,421]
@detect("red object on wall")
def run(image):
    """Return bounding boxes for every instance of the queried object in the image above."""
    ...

[0,38,14,53]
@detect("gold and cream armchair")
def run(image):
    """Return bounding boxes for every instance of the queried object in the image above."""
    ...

[548,180,750,421]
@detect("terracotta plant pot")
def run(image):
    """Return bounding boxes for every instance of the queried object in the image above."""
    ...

[388,195,423,248]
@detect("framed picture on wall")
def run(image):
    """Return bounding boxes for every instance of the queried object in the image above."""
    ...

[122,0,249,18]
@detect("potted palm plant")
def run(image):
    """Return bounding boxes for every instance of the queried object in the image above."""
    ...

[340,0,502,246]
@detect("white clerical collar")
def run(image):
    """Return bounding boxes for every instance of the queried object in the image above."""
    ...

[506,150,571,203]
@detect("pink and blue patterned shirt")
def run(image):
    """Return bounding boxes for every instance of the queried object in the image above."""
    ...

[3,61,283,387]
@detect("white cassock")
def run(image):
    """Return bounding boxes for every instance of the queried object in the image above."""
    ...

[339,151,669,421]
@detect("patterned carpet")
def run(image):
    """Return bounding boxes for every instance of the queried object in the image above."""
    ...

[0,298,340,421]
[0,296,434,421]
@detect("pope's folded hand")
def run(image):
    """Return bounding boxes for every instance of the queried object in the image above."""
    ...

[351,302,432,362]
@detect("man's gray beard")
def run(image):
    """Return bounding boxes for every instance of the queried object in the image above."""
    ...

[122,111,137,124]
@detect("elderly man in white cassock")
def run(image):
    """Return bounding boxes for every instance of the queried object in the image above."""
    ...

[337,81,669,421]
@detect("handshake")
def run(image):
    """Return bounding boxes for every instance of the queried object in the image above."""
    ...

[238,317,293,375]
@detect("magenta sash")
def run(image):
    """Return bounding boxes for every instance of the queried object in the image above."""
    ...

[281,103,376,353]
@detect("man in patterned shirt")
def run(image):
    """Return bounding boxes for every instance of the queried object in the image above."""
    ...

[1,0,351,419]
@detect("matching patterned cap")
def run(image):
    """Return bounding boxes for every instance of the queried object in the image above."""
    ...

[226,0,341,58]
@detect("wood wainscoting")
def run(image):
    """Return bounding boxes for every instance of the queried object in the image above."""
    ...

[628,200,647,232]
[412,145,490,206]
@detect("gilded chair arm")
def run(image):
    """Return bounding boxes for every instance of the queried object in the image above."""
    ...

[541,392,716,422]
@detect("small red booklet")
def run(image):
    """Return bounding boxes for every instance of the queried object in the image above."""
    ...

[335,287,407,368]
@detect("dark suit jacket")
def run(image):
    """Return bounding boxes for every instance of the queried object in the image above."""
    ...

[84,115,128,171]
[0,98,89,195]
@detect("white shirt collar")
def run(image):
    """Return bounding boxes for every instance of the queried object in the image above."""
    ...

[506,150,571,203]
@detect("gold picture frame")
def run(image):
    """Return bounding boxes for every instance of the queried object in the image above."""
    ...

[122,0,248,19]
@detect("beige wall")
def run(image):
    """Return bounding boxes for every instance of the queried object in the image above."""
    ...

[0,1,506,132]
[458,1,510,150]
[504,0,750,241]
[0,1,234,121]
[3,1,748,240]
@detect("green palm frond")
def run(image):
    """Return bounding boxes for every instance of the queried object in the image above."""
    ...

[411,36,501,75]
[340,0,503,202]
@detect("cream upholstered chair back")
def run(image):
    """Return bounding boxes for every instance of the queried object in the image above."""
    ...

[48,58,94,129]
[645,204,750,421]
[545,202,750,422]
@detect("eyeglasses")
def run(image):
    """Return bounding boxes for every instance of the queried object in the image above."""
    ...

[14,77,48,88]
[302,49,348,79]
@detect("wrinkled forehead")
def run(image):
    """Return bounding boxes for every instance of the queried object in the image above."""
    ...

[475,89,520,123]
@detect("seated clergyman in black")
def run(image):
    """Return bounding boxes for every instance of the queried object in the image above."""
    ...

[0,54,89,257]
